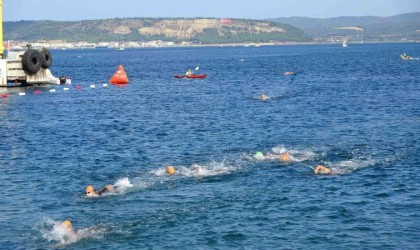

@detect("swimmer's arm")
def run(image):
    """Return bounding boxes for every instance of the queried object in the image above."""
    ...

[98,185,113,195]
[314,165,332,175]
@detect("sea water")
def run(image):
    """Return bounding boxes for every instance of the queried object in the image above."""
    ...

[0,43,419,249]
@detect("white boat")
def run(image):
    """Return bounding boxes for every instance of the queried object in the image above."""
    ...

[342,41,348,47]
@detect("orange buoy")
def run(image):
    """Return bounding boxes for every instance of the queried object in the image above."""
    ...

[109,65,129,84]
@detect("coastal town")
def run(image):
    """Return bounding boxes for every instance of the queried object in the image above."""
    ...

[4,40,190,50]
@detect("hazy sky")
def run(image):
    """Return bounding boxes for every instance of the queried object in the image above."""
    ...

[4,0,420,21]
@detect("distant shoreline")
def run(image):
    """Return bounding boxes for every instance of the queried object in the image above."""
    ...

[7,40,418,51]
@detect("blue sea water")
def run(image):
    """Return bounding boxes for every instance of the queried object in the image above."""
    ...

[0,43,419,249]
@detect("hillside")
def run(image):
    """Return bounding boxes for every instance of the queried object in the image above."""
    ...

[4,18,310,44]
[269,12,420,42]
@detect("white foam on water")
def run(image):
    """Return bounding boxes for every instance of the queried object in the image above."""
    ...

[153,168,170,177]
[37,217,106,246]
[252,146,317,163]
[100,177,152,196]
[109,177,134,195]
[323,157,376,175]
[63,87,70,91]
[153,160,237,179]
[181,161,235,178]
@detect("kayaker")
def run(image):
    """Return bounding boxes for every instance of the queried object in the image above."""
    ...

[186,69,193,76]
[313,165,333,175]
[85,184,114,197]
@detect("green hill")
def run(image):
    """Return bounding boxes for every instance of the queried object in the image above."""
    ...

[269,12,420,42]
[4,18,310,44]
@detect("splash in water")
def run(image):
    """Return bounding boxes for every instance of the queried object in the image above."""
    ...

[36,217,106,246]
[253,145,316,163]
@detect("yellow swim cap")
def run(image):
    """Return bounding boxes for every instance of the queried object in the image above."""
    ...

[86,185,94,193]
[62,220,72,229]
[167,166,175,175]
[279,152,290,162]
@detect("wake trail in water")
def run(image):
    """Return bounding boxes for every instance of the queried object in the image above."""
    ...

[152,159,240,179]
[36,217,108,246]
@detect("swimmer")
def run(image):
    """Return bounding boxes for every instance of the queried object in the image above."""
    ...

[254,151,278,160]
[254,151,279,161]
[313,165,332,175]
[259,94,269,101]
[60,220,77,240]
[191,164,203,174]
[279,152,291,162]
[85,184,114,197]
[167,166,175,175]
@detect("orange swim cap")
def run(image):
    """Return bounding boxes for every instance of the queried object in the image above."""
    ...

[62,220,72,229]
[167,166,175,175]
[86,185,94,193]
[279,152,290,162]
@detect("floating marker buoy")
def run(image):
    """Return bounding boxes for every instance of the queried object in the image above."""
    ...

[19,92,26,96]
[34,90,41,95]
[75,86,82,90]
[63,87,69,91]
[102,83,108,87]
[109,65,129,84]
[90,84,96,88]
[0,93,8,98]
[49,89,56,93]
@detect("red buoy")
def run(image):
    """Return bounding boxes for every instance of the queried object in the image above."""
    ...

[109,65,129,84]
[0,93,8,98]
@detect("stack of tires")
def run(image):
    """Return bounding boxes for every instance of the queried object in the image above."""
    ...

[21,48,52,75]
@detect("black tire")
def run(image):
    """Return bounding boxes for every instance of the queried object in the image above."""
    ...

[22,49,42,74]
[59,76,67,84]
[40,48,52,68]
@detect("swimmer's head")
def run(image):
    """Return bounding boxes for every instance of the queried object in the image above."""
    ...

[260,95,268,100]
[85,185,95,196]
[279,152,290,162]
[61,220,72,230]
[167,166,175,175]
[191,164,202,172]
[254,151,264,159]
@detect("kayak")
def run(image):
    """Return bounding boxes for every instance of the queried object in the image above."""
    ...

[175,74,206,79]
